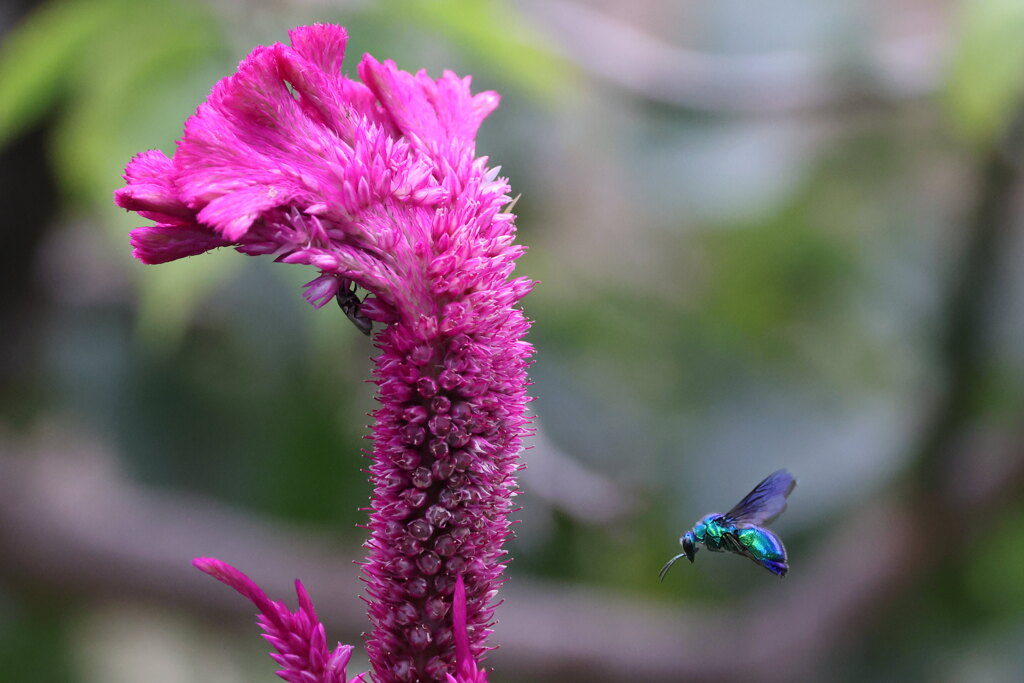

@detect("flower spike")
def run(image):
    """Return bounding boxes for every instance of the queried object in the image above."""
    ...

[121,24,533,681]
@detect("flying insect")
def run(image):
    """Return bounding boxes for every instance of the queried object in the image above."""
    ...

[660,469,796,579]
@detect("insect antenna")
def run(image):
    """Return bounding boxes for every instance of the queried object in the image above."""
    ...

[659,553,687,582]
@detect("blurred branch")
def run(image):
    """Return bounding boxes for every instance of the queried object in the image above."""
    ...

[1,423,1022,682]
[503,430,1024,682]
[0,427,366,627]
[909,107,1024,491]
[527,0,948,114]
[521,414,637,525]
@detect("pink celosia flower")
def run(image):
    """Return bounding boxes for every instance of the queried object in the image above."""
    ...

[194,558,366,683]
[445,576,487,683]
[117,24,532,682]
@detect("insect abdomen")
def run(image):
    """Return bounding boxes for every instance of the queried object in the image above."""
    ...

[736,528,784,559]
[735,527,788,576]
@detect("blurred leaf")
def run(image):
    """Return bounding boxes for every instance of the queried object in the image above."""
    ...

[700,198,852,356]
[0,0,118,149]
[946,0,1024,148]
[134,252,241,352]
[389,0,573,101]
[0,590,75,683]
[57,0,235,348]
[0,0,231,348]
[53,0,222,205]
[965,504,1024,616]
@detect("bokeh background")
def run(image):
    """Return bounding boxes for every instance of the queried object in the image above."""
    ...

[2,0,1023,681]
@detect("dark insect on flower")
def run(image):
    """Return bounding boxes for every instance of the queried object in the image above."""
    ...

[336,279,372,335]
[660,469,796,579]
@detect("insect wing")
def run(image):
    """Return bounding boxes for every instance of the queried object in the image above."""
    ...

[722,469,796,526]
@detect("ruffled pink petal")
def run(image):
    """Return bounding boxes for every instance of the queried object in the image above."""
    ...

[287,23,348,77]
[129,226,231,264]
[115,151,191,218]
[358,56,499,154]
[302,273,342,308]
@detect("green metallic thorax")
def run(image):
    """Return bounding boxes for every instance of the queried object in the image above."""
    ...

[692,514,733,552]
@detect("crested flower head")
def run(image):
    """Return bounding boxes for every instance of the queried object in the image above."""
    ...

[115,23,522,322]
[118,24,533,682]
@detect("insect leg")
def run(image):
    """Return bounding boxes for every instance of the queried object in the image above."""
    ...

[335,279,373,336]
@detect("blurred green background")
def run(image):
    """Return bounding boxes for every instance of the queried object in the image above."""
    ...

[2,0,1023,681]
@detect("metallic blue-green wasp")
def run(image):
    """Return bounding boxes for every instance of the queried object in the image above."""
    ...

[660,469,796,579]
